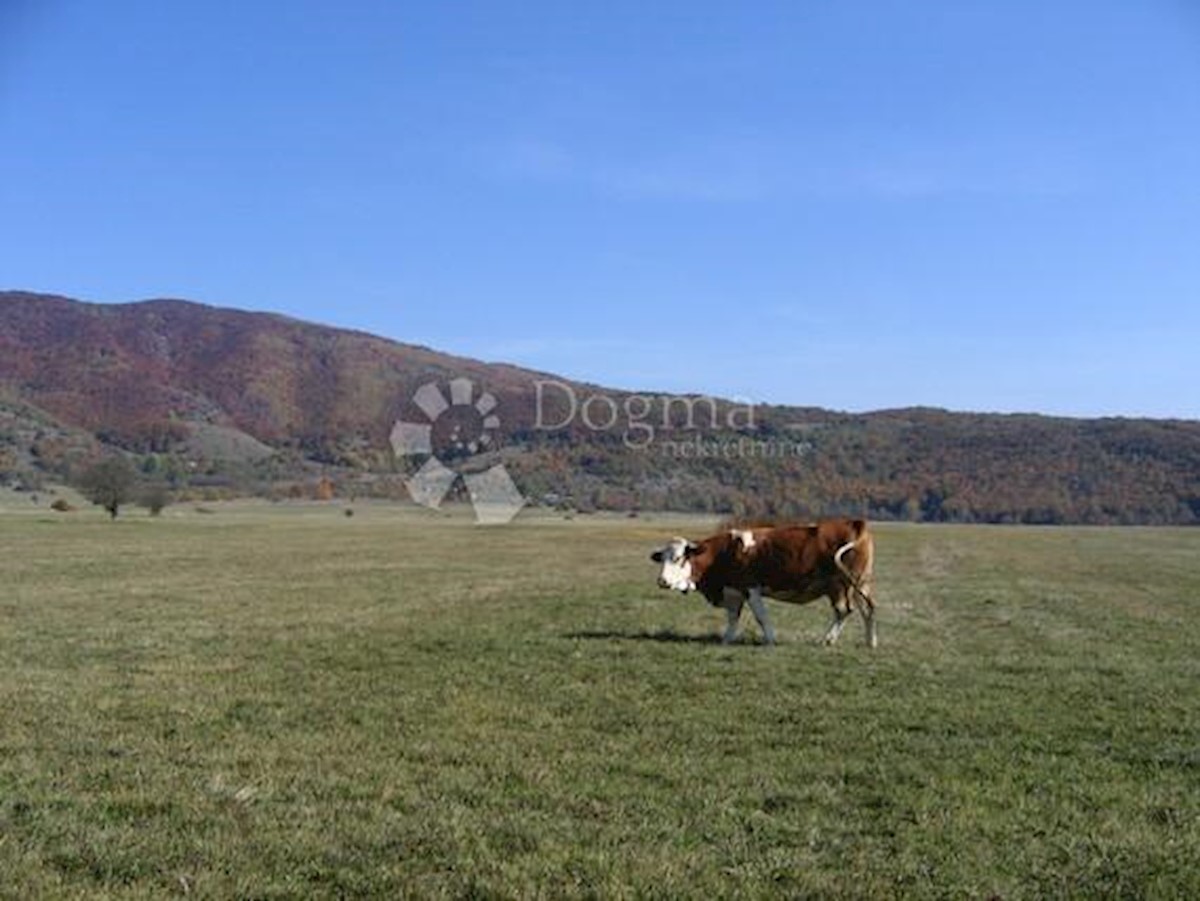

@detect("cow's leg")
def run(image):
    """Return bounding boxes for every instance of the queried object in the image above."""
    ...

[823,593,852,645]
[857,588,878,649]
[722,597,744,645]
[823,610,849,645]
[746,587,776,645]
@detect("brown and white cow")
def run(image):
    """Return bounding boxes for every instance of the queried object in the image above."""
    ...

[650,519,877,647]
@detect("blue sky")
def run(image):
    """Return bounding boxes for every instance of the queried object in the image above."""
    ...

[2,1,1199,417]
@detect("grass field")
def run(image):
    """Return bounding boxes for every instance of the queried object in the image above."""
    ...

[1,502,1198,898]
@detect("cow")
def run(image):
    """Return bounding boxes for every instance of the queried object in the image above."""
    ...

[650,519,877,647]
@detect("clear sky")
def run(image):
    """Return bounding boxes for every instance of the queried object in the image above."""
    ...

[2,1,1199,417]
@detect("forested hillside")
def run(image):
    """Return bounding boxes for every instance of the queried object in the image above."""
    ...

[2,292,1197,523]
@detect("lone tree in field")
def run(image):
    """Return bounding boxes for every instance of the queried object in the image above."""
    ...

[79,457,137,520]
[138,483,172,517]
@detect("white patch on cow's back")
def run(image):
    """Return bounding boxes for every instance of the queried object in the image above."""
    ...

[731,529,755,551]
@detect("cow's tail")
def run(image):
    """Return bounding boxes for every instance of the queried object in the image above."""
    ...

[833,520,875,610]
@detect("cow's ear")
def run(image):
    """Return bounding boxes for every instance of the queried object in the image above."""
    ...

[650,550,664,563]
[684,541,701,558]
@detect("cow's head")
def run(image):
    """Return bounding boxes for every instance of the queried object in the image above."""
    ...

[650,537,701,592]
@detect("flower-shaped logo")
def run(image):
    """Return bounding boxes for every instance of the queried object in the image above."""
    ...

[389,377,526,524]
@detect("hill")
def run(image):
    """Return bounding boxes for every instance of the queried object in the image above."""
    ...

[2,290,1198,523]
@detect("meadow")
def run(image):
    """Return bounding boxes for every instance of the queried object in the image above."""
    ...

[1,501,1198,898]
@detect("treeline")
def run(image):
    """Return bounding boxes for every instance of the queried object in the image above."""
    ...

[504,410,1200,524]
[5,398,1199,525]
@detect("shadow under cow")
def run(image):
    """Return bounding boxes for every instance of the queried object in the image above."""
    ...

[564,629,771,646]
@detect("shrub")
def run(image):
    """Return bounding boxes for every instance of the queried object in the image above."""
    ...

[78,457,137,519]
[138,483,172,516]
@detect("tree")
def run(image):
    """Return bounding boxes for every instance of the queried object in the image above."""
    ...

[79,457,137,519]
[138,483,172,516]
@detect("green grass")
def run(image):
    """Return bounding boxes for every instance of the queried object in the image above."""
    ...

[1,503,1198,898]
